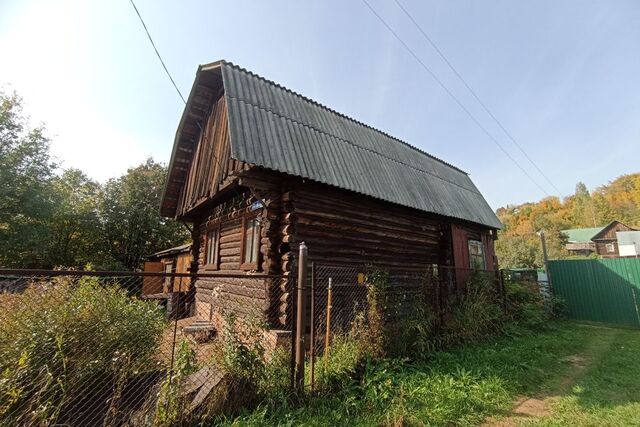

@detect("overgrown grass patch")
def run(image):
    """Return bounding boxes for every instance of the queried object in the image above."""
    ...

[220,322,640,426]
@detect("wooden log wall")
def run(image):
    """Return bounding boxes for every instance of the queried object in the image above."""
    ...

[284,181,449,269]
[176,94,247,218]
[191,184,291,328]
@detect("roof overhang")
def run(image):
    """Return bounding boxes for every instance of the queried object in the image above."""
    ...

[160,61,226,218]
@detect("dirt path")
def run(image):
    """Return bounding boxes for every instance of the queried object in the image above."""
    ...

[486,325,618,426]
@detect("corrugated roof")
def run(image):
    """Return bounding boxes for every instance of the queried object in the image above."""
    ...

[561,227,605,243]
[148,243,191,259]
[163,60,502,229]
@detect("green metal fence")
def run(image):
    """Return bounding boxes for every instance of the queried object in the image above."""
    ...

[548,258,640,328]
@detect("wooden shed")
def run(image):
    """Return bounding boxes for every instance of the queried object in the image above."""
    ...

[143,243,192,296]
[160,60,502,330]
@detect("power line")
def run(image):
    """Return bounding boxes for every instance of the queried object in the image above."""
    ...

[360,0,551,198]
[392,0,563,198]
[128,0,262,210]
[129,0,187,105]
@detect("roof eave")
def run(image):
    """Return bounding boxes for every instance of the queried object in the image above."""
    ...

[160,62,226,218]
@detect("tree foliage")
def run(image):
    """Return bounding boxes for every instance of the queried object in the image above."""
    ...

[0,91,188,269]
[0,92,57,267]
[496,176,640,268]
[100,159,188,270]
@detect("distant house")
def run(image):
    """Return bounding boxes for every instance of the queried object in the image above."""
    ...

[562,227,603,256]
[562,221,637,258]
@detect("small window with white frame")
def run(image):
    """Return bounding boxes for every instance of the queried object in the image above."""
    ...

[606,242,615,253]
[468,239,486,270]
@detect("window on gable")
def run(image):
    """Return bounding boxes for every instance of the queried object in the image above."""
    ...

[468,239,486,270]
[241,216,261,270]
[205,227,220,268]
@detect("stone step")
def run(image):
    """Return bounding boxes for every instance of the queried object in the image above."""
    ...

[183,322,216,334]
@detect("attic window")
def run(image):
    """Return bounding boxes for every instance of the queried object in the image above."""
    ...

[468,240,486,270]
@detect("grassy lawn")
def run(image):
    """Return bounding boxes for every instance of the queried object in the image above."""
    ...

[221,322,640,426]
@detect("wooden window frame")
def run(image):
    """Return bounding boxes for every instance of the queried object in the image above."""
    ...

[606,242,616,253]
[468,239,486,270]
[203,224,220,270]
[163,260,176,293]
[240,213,262,271]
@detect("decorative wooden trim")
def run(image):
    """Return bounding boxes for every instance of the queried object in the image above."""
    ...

[203,223,221,270]
[240,212,261,271]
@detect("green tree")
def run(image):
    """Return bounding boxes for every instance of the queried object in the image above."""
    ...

[0,91,57,267]
[45,169,103,267]
[100,158,188,270]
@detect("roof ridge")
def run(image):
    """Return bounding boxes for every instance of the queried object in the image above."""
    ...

[217,60,469,176]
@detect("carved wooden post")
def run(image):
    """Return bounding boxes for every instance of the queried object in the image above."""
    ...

[294,242,308,393]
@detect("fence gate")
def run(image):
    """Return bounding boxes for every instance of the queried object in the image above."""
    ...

[548,258,640,328]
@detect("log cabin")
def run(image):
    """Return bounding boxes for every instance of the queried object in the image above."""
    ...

[160,60,502,333]
[591,221,637,258]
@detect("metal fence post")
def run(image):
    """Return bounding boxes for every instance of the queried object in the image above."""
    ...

[294,242,308,393]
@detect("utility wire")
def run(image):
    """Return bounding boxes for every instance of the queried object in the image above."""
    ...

[128,0,263,210]
[392,0,563,198]
[129,0,187,105]
[360,0,551,198]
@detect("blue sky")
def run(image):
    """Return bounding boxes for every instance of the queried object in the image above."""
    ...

[1,0,639,209]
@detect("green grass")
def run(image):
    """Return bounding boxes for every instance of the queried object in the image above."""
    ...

[219,322,640,426]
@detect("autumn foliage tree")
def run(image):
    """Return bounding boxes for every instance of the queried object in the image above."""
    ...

[496,177,640,268]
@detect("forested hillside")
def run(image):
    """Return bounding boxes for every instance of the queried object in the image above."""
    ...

[496,174,640,268]
[0,91,188,270]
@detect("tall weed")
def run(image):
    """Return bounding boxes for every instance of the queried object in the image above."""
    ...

[0,277,165,426]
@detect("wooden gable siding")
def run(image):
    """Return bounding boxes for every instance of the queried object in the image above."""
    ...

[176,95,246,218]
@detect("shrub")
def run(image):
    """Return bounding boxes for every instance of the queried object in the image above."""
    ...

[0,277,165,426]
[505,281,547,329]
[440,273,505,347]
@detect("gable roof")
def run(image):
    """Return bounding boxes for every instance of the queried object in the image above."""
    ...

[162,60,502,229]
[562,221,637,243]
[561,227,605,243]
[591,220,636,240]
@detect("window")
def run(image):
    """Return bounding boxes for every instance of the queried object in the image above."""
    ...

[606,242,615,253]
[163,261,174,292]
[241,216,261,270]
[205,227,219,268]
[468,240,486,270]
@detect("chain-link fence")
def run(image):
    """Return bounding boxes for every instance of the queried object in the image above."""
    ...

[307,263,504,392]
[0,270,295,427]
[0,264,510,423]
